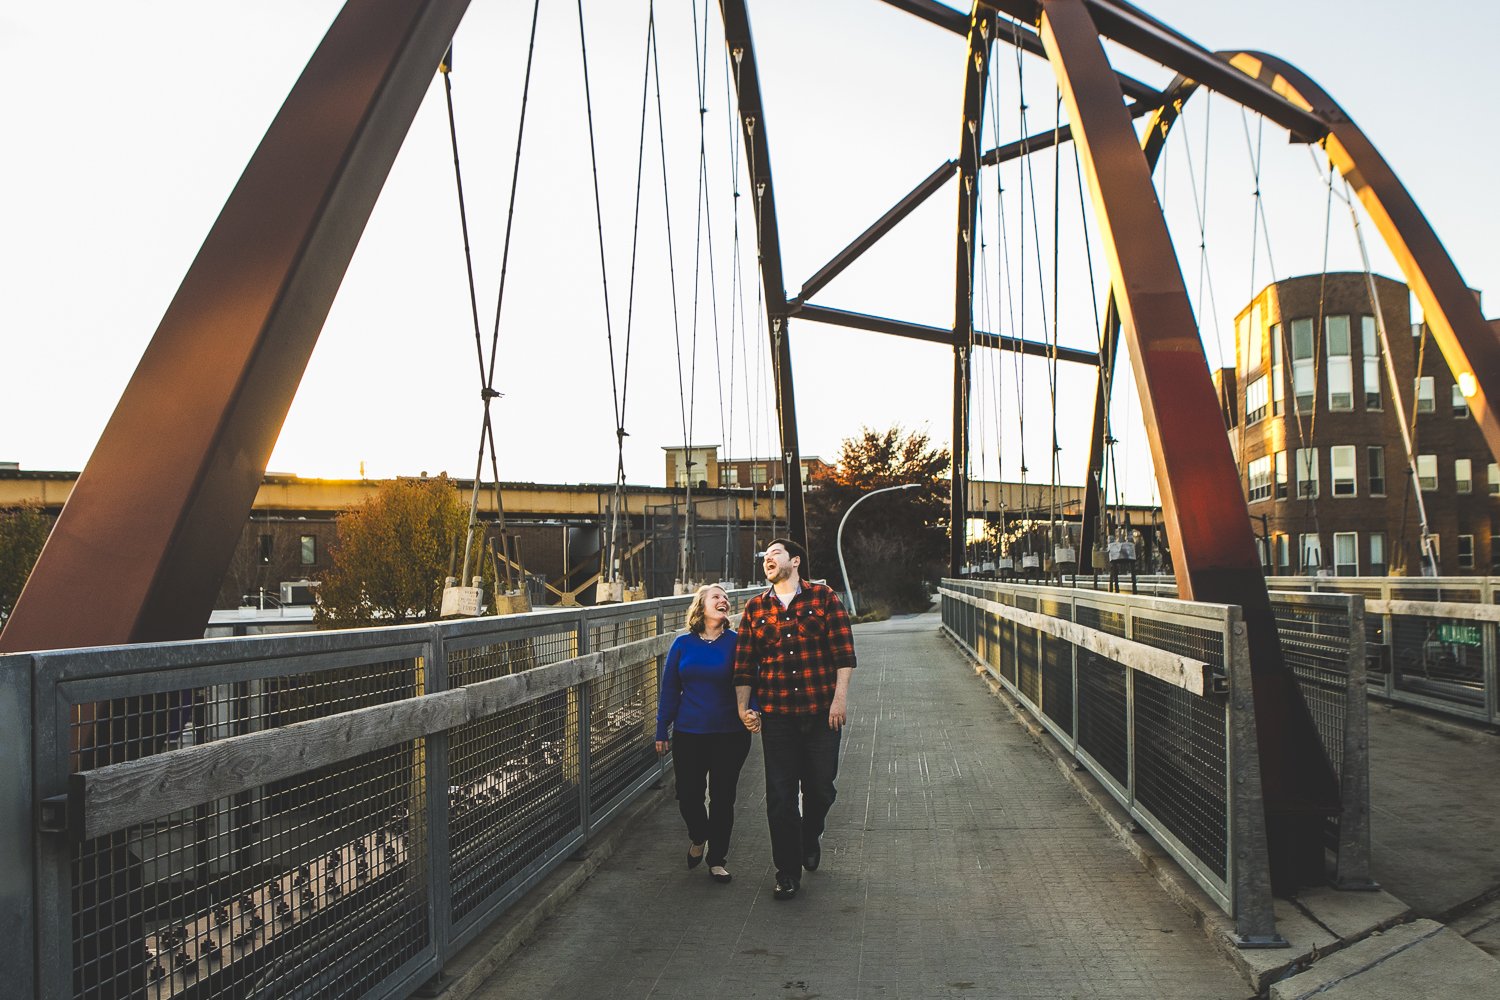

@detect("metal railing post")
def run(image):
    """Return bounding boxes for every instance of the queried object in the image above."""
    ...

[574,610,593,844]
[0,655,35,1000]
[1223,607,1285,947]
[1335,595,1377,889]
[424,624,456,970]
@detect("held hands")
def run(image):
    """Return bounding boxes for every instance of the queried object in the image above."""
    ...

[741,708,762,733]
[828,692,848,731]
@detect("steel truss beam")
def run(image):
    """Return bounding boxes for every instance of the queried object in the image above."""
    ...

[720,0,808,553]
[1,0,475,653]
[1036,0,1337,896]
[791,302,1099,366]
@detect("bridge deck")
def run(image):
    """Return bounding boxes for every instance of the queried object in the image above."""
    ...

[471,613,1247,999]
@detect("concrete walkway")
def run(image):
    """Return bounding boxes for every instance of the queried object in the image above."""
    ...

[469,614,1251,1000]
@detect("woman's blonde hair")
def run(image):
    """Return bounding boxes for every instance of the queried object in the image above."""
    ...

[686,584,729,634]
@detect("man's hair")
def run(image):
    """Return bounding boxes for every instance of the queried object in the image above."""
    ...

[767,537,809,575]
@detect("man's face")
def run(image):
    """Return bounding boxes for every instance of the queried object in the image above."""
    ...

[764,544,799,584]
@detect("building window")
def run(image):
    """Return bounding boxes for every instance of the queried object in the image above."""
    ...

[1458,534,1475,570]
[300,535,317,565]
[1296,448,1319,499]
[1248,455,1272,502]
[1417,454,1438,491]
[1456,458,1473,494]
[1270,323,1285,415]
[1453,383,1469,418]
[1416,376,1435,413]
[1246,375,1269,425]
[1334,532,1358,576]
[723,467,739,487]
[1368,446,1386,496]
[258,534,273,564]
[1330,446,1356,497]
[1300,533,1323,573]
[1490,463,1499,495]
[1291,318,1315,412]
[1369,532,1387,576]
[1275,450,1289,500]
[751,465,768,486]
[1361,316,1382,410]
[1275,533,1290,571]
[1326,315,1353,411]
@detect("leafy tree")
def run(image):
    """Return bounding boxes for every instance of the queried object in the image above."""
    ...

[0,501,54,634]
[804,426,950,615]
[316,475,474,626]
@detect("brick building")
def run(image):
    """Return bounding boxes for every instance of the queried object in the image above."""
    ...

[1224,272,1498,576]
[662,445,828,490]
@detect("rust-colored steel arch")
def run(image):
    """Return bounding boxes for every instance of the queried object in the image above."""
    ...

[1034,0,1338,903]
[1229,51,1500,466]
[0,0,474,654]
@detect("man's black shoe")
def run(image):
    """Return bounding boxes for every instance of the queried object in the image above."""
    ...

[773,873,799,901]
[802,843,821,872]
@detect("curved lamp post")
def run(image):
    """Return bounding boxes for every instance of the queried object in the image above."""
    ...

[837,483,921,617]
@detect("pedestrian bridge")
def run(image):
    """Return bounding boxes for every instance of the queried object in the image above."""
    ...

[3,580,1499,999]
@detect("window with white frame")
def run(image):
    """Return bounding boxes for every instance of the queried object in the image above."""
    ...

[1417,454,1438,491]
[1490,463,1500,495]
[751,465,768,485]
[1246,375,1269,424]
[1326,315,1353,410]
[1361,316,1382,410]
[1331,446,1357,497]
[1296,448,1319,498]
[1276,534,1290,570]
[1369,532,1387,576]
[1291,318,1315,411]
[1270,323,1285,415]
[1453,383,1469,418]
[1416,376,1435,413]
[1248,455,1272,502]
[723,467,739,487]
[1334,532,1358,576]
[1368,446,1386,496]
[1456,458,1473,494]
[1458,534,1475,569]
[1301,533,1323,573]
[1275,450,1289,500]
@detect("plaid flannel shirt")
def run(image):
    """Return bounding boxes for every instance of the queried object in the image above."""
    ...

[732,582,856,716]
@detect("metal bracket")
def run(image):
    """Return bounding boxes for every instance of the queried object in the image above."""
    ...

[37,793,76,838]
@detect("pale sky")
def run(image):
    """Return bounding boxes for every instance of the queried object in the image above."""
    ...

[4,1,1497,505]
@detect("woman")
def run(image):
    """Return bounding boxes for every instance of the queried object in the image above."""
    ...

[655,584,752,883]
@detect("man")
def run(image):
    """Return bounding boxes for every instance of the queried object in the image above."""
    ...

[734,537,856,901]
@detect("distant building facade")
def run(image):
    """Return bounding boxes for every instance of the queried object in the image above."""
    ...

[662,445,829,491]
[1224,272,1498,576]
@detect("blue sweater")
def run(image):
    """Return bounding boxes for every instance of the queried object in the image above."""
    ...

[655,630,742,741]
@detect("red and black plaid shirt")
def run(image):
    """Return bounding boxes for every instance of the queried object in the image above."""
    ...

[732,582,856,716]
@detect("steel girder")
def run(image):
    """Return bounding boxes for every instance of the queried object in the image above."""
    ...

[0,0,475,654]
[1035,0,1338,890]
[950,7,997,575]
[1229,52,1500,469]
[719,0,808,554]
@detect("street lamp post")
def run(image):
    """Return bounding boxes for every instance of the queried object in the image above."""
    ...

[837,483,921,617]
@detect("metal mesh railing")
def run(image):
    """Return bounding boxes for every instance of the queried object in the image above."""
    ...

[939,579,1279,944]
[17,590,757,1000]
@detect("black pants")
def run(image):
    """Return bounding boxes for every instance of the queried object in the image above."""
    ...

[672,730,752,866]
[760,713,841,879]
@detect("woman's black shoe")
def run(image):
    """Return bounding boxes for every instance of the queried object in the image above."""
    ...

[709,865,732,883]
[773,873,799,900]
[687,842,705,869]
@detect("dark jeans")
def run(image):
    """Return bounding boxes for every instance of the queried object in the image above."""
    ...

[672,730,752,866]
[760,713,841,879]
